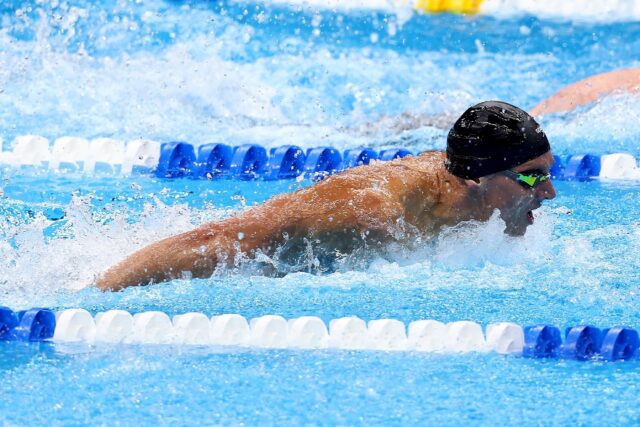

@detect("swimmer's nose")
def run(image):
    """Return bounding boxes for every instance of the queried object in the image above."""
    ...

[536,179,556,201]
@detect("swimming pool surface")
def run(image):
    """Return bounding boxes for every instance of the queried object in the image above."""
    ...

[2,0,640,424]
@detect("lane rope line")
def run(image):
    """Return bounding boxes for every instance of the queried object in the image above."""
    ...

[1,307,638,361]
[1,136,639,181]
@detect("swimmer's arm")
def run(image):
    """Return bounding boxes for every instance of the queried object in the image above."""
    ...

[531,67,640,115]
[96,165,411,291]
[95,216,273,291]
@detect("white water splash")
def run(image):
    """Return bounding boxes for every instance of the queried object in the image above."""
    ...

[432,209,556,268]
[1,0,599,148]
[264,0,640,23]
[482,0,640,23]
[0,195,234,306]
[541,92,640,154]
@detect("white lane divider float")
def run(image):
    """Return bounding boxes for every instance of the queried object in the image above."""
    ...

[129,311,173,344]
[94,310,133,343]
[289,316,329,349]
[121,139,162,175]
[10,135,51,167]
[250,315,289,348]
[173,312,211,345]
[53,308,95,342]
[328,317,370,350]
[407,320,447,352]
[0,135,162,176]
[599,153,640,180]
[445,321,486,352]
[368,319,408,351]
[486,322,525,354]
[210,314,251,346]
[51,309,523,354]
[50,137,90,172]
[85,138,125,174]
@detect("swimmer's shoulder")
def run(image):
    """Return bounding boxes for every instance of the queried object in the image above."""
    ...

[329,150,444,190]
[390,150,445,174]
[282,150,445,200]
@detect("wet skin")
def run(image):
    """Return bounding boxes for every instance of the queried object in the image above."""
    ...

[531,67,640,115]
[472,151,556,236]
[96,150,556,291]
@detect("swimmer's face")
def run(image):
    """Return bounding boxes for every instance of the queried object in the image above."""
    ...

[481,151,556,236]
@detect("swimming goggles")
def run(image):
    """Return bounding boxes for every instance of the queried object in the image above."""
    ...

[502,169,551,189]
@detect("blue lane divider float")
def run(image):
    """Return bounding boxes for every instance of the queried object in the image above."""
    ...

[195,143,234,178]
[0,307,55,342]
[229,144,268,180]
[154,144,607,182]
[266,145,306,180]
[156,141,196,178]
[551,154,602,181]
[344,147,378,168]
[562,154,602,181]
[600,327,640,361]
[562,325,601,361]
[0,306,19,340]
[148,143,628,182]
[379,148,413,161]
[523,324,562,358]
[304,147,344,179]
[523,324,640,361]
[153,143,415,181]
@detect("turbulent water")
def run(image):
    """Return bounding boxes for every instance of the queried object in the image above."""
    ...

[0,0,639,317]
[0,0,639,318]
[1,0,640,154]
[2,1,640,424]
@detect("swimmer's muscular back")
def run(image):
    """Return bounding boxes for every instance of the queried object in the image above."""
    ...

[272,151,444,233]
[97,151,450,291]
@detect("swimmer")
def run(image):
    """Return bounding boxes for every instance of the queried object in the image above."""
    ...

[531,67,640,115]
[97,101,556,291]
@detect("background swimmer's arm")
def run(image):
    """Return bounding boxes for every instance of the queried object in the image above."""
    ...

[531,67,640,115]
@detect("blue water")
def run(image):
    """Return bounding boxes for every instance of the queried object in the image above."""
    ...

[1,0,640,152]
[3,343,640,425]
[2,0,640,424]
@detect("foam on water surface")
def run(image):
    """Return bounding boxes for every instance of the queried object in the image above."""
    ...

[1,0,640,154]
[2,0,640,423]
[1,0,639,325]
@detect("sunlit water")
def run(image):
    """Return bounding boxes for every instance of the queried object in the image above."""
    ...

[1,0,640,424]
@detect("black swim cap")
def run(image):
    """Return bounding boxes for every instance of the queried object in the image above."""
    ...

[445,101,550,179]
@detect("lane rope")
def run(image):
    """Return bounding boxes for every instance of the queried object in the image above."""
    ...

[1,307,638,361]
[1,136,639,181]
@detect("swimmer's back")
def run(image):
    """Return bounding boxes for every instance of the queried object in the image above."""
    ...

[248,151,446,237]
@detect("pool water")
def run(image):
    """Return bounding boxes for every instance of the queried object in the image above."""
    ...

[2,0,640,424]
